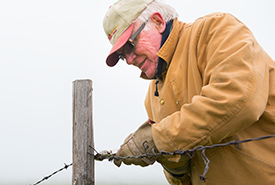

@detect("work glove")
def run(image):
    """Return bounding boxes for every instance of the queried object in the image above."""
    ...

[114,120,157,167]
[114,120,191,176]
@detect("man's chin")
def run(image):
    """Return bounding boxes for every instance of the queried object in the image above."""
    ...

[140,71,156,80]
[144,70,156,79]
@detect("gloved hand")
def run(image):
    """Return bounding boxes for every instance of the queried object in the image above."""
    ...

[114,121,157,167]
[113,120,191,176]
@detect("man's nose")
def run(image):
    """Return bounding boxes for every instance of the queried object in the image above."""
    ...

[125,53,137,65]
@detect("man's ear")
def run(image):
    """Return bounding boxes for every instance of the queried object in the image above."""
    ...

[151,12,166,34]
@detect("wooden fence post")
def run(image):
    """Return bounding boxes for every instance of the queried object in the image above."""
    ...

[72,79,94,185]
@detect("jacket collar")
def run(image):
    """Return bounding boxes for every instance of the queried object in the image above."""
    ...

[140,18,180,79]
[154,19,173,79]
[157,18,180,72]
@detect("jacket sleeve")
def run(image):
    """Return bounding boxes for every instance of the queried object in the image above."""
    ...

[151,13,270,153]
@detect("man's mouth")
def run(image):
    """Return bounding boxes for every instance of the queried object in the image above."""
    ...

[139,60,145,69]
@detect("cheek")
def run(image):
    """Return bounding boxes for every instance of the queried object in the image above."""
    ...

[136,36,161,61]
[141,43,158,58]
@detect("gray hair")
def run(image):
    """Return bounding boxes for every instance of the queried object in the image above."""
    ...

[135,0,178,30]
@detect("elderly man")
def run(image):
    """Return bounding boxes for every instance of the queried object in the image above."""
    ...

[103,0,275,184]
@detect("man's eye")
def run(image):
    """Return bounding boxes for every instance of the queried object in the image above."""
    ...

[124,42,134,54]
[118,53,125,60]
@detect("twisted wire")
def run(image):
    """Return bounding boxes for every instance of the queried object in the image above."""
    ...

[31,134,275,184]
[31,163,72,185]
[93,134,275,181]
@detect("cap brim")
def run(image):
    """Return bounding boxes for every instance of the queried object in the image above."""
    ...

[106,23,134,67]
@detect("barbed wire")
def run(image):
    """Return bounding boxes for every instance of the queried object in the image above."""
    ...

[31,163,72,185]
[31,134,275,184]
[92,134,275,181]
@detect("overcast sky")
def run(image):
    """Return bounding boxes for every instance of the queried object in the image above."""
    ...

[0,0,274,185]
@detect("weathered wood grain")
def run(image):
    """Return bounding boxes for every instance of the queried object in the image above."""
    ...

[72,79,94,185]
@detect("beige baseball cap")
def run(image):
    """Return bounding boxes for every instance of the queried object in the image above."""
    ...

[103,0,154,67]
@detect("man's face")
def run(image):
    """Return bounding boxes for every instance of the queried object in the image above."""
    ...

[129,23,162,79]
[118,13,165,79]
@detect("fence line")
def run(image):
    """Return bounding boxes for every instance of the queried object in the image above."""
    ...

[30,80,275,184]
[30,134,275,185]
[31,163,72,185]
[91,134,275,182]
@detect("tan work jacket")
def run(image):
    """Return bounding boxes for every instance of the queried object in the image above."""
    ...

[144,13,275,185]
